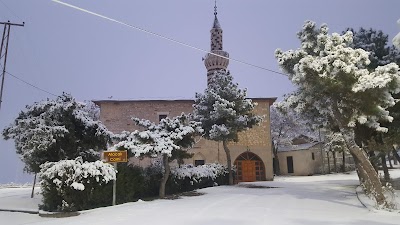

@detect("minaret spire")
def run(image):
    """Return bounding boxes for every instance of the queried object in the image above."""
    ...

[204,1,229,85]
[214,0,217,16]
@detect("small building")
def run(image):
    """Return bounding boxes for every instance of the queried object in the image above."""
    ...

[276,142,323,176]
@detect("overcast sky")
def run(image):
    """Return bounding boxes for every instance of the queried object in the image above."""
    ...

[1,0,399,183]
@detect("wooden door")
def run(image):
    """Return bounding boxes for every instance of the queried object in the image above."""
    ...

[242,160,256,182]
[287,156,294,174]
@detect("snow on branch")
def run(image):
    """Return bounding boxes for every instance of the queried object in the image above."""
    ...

[114,113,203,157]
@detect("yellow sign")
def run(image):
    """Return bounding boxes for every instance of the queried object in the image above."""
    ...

[103,151,128,163]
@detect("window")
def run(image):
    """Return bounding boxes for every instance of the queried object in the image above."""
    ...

[158,114,168,122]
[194,160,205,166]
[312,152,315,160]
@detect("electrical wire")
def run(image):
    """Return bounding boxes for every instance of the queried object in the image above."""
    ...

[52,0,287,76]
[5,71,57,96]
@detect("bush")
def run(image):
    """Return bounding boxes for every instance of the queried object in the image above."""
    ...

[40,159,229,211]
[39,157,116,212]
[168,163,229,193]
[113,163,146,203]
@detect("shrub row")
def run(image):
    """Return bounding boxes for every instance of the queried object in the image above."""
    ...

[39,159,228,212]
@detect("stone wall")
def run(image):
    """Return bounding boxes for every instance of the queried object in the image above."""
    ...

[277,145,323,176]
[95,98,275,180]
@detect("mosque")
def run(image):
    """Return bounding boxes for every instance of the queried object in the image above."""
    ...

[94,5,276,182]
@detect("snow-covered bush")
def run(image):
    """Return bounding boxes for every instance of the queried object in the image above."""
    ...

[39,157,116,212]
[172,163,228,183]
[167,163,229,193]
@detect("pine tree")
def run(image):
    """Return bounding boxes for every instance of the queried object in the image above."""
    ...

[193,71,262,185]
[345,28,400,173]
[393,19,400,49]
[2,93,111,173]
[275,21,400,208]
[115,113,202,198]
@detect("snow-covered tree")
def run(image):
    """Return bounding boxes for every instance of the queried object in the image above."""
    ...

[345,27,400,174]
[2,93,112,174]
[193,71,262,185]
[345,28,400,69]
[83,100,101,121]
[323,131,347,173]
[393,19,400,49]
[114,113,203,198]
[270,105,316,175]
[275,21,400,208]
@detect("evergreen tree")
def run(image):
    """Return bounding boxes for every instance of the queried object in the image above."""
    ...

[345,27,400,170]
[193,71,262,185]
[275,21,400,208]
[393,19,400,49]
[345,28,400,69]
[2,93,111,173]
[115,113,202,198]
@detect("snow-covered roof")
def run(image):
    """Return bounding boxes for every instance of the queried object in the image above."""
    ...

[93,99,195,104]
[278,142,321,152]
[93,97,277,104]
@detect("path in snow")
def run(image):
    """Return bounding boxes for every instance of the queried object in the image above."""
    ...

[1,172,400,225]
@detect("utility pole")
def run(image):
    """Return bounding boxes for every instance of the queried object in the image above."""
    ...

[0,21,24,110]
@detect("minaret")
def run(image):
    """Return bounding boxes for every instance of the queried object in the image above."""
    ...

[204,1,229,85]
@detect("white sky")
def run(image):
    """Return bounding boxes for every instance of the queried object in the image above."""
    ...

[1,0,400,183]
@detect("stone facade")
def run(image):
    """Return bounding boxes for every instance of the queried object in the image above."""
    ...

[94,98,276,181]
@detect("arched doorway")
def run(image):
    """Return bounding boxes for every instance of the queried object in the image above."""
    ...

[234,152,266,183]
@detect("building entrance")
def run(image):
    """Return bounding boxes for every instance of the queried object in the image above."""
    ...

[234,152,266,183]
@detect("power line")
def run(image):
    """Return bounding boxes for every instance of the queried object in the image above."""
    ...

[5,71,57,97]
[52,0,287,76]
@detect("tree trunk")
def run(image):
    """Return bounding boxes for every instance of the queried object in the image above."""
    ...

[349,151,366,184]
[368,151,379,173]
[272,145,281,176]
[333,151,337,173]
[341,129,388,207]
[380,154,390,182]
[331,103,388,207]
[342,151,346,172]
[327,152,331,174]
[31,173,37,198]
[392,147,400,163]
[159,154,170,198]
[387,152,393,169]
[223,140,233,185]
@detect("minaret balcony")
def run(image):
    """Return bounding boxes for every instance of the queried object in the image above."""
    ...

[204,50,230,70]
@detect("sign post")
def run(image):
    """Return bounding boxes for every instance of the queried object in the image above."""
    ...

[103,150,128,206]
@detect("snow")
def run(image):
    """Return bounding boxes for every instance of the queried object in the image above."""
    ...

[1,171,400,224]
[275,21,400,134]
[114,113,203,157]
[171,163,228,182]
[39,157,116,191]
[2,94,112,173]
[393,19,400,49]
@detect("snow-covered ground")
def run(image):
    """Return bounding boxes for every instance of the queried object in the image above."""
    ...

[1,171,400,225]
